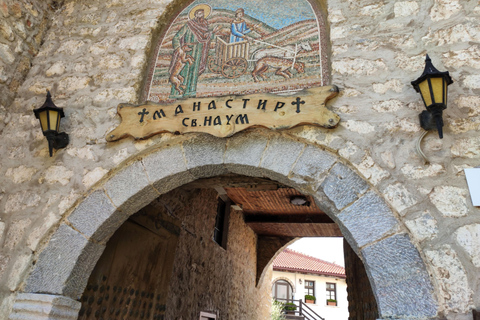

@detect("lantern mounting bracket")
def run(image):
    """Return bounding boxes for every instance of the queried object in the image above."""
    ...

[419,103,446,138]
[45,131,69,156]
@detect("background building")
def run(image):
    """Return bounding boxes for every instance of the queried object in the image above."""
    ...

[272,248,348,320]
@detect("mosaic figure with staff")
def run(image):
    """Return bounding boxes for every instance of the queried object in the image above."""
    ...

[169,4,220,98]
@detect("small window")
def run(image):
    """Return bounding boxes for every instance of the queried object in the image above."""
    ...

[326,282,337,305]
[305,280,315,296]
[213,198,230,249]
[273,279,293,302]
[199,311,216,320]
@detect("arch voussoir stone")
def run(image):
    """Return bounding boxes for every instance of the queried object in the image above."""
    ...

[224,131,270,177]
[289,144,337,190]
[103,160,158,215]
[24,224,105,299]
[361,233,438,319]
[67,190,126,244]
[182,134,228,178]
[259,135,306,185]
[320,162,370,210]
[336,191,399,252]
[141,143,196,194]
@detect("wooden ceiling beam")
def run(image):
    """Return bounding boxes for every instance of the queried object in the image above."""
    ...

[244,213,334,224]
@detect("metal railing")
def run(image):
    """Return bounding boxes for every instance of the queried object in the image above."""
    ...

[275,298,325,320]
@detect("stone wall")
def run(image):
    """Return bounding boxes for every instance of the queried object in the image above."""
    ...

[75,185,271,320]
[0,0,166,314]
[0,0,55,117]
[0,0,479,319]
[325,1,480,318]
[154,187,270,320]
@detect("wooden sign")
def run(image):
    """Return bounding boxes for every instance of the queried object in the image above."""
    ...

[106,85,340,141]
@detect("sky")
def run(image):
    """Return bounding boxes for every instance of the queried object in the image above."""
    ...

[183,0,316,30]
[287,237,345,267]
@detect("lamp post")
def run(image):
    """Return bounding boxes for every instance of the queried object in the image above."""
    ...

[33,90,69,157]
[411,54,453,139]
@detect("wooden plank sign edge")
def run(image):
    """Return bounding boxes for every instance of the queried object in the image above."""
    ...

[106,85,340,142]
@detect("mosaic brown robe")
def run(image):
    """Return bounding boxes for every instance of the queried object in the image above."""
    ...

[169,17,213,98]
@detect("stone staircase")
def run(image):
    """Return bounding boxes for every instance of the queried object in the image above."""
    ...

[285,315,305,320]
[278,299,324,320]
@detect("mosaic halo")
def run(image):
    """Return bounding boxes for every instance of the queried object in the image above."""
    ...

[189,3,212,19]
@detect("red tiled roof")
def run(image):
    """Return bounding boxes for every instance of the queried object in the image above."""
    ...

[272,249,346,278]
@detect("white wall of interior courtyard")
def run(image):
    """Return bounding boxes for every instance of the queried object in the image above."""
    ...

[271,270,349,320]
[0,0,479,319]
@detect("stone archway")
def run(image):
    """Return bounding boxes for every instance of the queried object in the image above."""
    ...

[9,132,438,320]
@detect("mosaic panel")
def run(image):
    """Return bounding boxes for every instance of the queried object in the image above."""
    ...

[147,0,327,102]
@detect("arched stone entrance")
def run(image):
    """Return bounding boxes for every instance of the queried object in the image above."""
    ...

[9,132,438,319]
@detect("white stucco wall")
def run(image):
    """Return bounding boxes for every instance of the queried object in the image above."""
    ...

[272,269,349,320]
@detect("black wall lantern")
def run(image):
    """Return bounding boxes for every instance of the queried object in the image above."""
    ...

[411,54,453,139]
[33,90,69,157]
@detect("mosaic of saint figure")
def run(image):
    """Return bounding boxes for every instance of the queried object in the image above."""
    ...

[169,4,219,98]
[230,8,254,43]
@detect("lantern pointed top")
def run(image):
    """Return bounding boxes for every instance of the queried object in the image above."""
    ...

[411,54,453,89]
[42,90,56,109]
[422,54,442,79]
[34,89,65,119]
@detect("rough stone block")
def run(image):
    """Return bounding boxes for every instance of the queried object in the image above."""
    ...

[464,75,480,89]
[224,132,269,177]
[290,145,336,189]
[429,186,468,217]
[25,224,105,299]
[9,293,81,320]
[425,245,472,313]
[362,234,437,318]
[142,144,196,194]
[1,294,15,320]
[182,134,228,178]
[7,253,32,291]
[68,190,127,243]
[405,212,438,242]
[455,224,480,267]
[394,1,419,17]
[259,136,305,177]
[337,191,398,249]
[382,183,418,214]
[104,161,158,215]
[321,163,369,210]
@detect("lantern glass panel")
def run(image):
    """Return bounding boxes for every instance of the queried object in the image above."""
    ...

[430,77,444,105]
[49,110,59,131]
[55,111,61,131]
[419,79,432,107]
[39,110,49,132]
